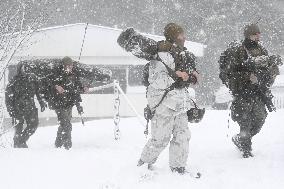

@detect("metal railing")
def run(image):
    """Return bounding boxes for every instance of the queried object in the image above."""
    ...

[88,80,146,140]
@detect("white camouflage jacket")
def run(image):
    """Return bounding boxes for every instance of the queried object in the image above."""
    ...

[147,52,194,116]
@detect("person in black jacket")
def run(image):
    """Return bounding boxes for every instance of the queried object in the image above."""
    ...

[5,64,46,148]
[219,24,282,158]
[43,57,85,149]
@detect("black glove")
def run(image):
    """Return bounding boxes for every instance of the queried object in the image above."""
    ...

[102,74,111,83]
[269,55,282,66]
[76,105,84,114]
[188,74,197,84]
[39,101,47,112]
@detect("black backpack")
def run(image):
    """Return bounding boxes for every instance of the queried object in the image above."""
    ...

[141,62,151,87]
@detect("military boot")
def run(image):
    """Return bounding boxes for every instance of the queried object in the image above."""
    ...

[137,159,154,170]
[55,126,64,148]
[62,131,72,150]
[232,134,253,158]
[170,167,185,174]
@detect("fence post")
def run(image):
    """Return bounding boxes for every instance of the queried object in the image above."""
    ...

[113,80,121,140]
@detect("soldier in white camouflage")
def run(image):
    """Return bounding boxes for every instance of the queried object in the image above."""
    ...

[137,23,199,174]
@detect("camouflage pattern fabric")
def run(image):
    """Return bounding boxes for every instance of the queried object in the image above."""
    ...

[140,112,190,168]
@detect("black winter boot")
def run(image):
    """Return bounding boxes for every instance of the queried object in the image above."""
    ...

[55,126,64,148]
[62,131,72,150]
[170,167,185,174]
[13,135,28,148]
[137,159,154,170]
[232,135,253,158]
[55,136,63,148]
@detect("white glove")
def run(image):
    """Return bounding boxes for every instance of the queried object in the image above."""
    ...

[250,73,258,84]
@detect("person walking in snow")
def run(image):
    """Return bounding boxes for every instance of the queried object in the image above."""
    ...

[219,23,282,158]
[42,57,86,150]
[5,63,47,148]
[137,23,199,174]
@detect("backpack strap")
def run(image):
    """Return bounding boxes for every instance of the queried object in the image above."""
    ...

[190,98,199,109]
[144,83,174,136]
[147,55,177,115]
[156,55,179,81]
[152,84,175,110]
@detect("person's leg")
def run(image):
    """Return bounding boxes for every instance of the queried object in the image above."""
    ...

[13,117,24,148]
[55,108,73,149]
[169,113,190,172]
[139,114,173,165]
[55,109,64,148]
[20,108,39,147]
[250,98,267,137]
[231,97,254,157]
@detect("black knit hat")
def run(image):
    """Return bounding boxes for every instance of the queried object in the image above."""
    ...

[62,56,73,66]
[244,24,260,38]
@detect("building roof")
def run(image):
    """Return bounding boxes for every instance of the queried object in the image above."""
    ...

[14,23,205,65]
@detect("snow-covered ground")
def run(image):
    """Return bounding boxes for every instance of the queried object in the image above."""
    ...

[0,109,284,189]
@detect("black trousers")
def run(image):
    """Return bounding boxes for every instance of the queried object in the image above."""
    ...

[231,96,267,151]
[231,96,267,139]
[55,107,73,148]
[14,107,39,143]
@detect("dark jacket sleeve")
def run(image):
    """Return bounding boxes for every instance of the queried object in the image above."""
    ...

[185,51,196,72]
[35,79,46,105]
[74,63,112,85]
[5,82,16,117]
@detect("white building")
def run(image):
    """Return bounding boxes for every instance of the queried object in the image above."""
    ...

[5,23,205,119]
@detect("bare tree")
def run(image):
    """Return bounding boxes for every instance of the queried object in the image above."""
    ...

[0,0,50,147]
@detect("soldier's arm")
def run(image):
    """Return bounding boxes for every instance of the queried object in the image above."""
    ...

[266,65,280,87]
[185,51,199,85]
[185,51,197,72]
[35,80,47,112]
[228,49,252,83]
[75,63,112,83]
[5,82,16,117]
[93,67,112,82]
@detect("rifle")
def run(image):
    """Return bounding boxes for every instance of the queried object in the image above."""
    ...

[76,103,85,126]
[232,58,276,112]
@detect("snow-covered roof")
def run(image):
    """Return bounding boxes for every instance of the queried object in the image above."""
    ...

[13,23,205,65]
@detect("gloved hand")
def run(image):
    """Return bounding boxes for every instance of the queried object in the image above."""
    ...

[250,73,258,84]
[253,55,269,67]
[188,73,197,84]
[269,55,282,66]
[175,71,189,81]
[39,101,47,112]
[76,105,84,114]
[102,74,111,83]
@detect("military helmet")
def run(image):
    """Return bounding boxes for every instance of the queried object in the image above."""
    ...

[164,23,184,42]
[62,56,73,66]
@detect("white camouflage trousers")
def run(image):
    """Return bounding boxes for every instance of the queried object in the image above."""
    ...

[140,112,191,168]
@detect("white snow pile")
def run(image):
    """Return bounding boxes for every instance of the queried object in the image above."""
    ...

[0,109,283,189]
